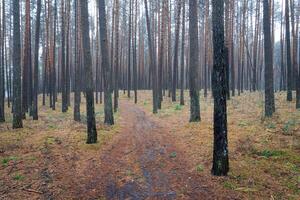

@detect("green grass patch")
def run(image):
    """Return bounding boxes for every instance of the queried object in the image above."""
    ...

[283,119,297,135]
[223,181,236,190]
[169,152,177,158]
[2,156,18,167]
[196,164,204,173]
[238,121,248,127]
[12,173,24,181]
[46,136,56,145]
[174,104,183,111]
[254,149,286,158]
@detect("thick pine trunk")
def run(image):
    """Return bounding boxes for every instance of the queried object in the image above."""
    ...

[74,0,80,122]
[172,0,182,102]
[33,0,42,120]
[61,0,68,112]
[189,0,200,122]
[99,0,115,125]
[12,0,23,129]
[212,0,229,176]
[114,0,120,112]
[144,0,158,114]
[80,0,97,144]
[22,0,31,118]
[263,0,275,117]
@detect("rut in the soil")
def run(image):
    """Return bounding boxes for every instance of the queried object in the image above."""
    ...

[105,104,177,200]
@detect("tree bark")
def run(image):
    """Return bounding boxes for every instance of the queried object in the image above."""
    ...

[172,0,182,102]
[74,0,81,121]
[144,0,158,114]
[33,0,42,120]
[263,0,275,117]
[99,0,115,125]
[80,0,97,144]
[12,0,23,129]
[0,0,5,122]
[212,0,229,176]
[180,1,185,106]
[286,0,293,101]
[189,0,200,122]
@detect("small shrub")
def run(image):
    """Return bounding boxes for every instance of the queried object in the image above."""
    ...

[169,152,177,158]
[46,137,56,145]
[174,104,182,111]
[282,120,296,135]
[196,164,204,173]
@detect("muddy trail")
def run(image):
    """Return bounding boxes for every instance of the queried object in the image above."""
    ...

[72,100,234,200]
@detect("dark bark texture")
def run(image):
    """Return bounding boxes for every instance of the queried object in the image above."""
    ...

[263,0,275,117]
[99,0,115,125]
[189,0,200,122]
[33,0,42,120]
[12,0,23,128]
[211,0,229,176]
[80,0,97,144]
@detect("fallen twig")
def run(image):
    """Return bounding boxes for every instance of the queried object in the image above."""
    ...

[22,188,43,194]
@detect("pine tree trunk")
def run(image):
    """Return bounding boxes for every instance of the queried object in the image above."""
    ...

[144,0,158,114]
[74,0,80,121]
[79,0,97,144]
[99,0,115,125]
[127,0,132,98]
[189,0,200,122]
[172,0,182,102]
[211,0,229,176]
[33,0,42,120]
[167,0,172,98]
[22,0,31,118]
[180,1,185,106]
[158,0,167,109]
[61,0,68,112]
[12,0,23,129]
[133,0,138,104]
[0,0,5,122]
[114,0,120,112]
[263,0,275,117]
[286,0,293,101]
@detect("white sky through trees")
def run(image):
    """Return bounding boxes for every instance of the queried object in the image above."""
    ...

[87,0,285,42]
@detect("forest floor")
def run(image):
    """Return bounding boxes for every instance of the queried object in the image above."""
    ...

[0,91,299,200]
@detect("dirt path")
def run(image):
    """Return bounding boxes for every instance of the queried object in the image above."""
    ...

[72,99,231,200]
[0,98,238,199]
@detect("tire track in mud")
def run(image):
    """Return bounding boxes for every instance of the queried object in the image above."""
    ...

[105,106,177,199]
